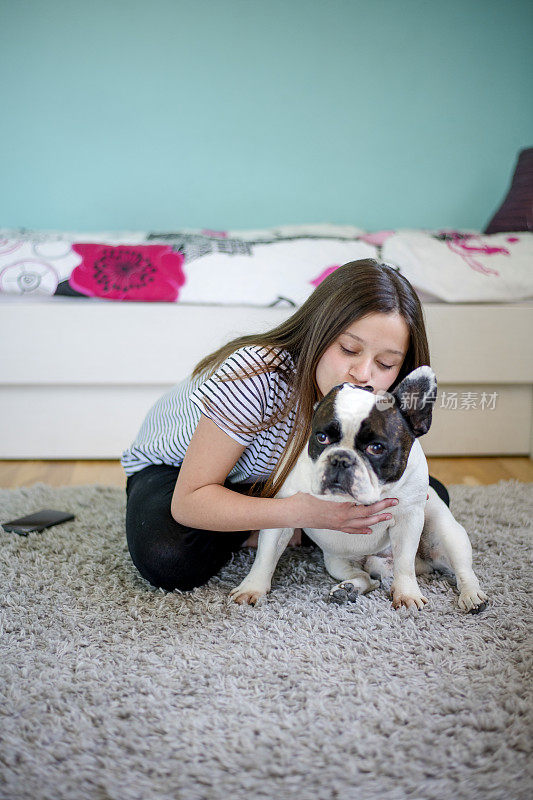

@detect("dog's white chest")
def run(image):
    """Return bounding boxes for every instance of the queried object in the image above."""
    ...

[303,520,392,558]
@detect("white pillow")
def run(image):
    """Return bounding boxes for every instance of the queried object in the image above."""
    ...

[381,229,533,302]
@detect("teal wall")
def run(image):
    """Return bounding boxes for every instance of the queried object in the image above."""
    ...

[1,0,532,232]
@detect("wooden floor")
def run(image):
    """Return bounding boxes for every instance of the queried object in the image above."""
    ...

[0,458,532,489]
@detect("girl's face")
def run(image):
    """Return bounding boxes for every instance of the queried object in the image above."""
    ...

[315,312,410,398]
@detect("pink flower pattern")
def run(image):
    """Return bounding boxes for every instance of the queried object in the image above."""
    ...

[69,244,186,301]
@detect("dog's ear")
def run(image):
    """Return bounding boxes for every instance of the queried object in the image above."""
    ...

[391,367,437,437]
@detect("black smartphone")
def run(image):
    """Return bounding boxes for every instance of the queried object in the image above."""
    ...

[2,509,75,536]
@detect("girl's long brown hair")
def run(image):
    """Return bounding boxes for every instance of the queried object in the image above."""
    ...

[191,259,430,498]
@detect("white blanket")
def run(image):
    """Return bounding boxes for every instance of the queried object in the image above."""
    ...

[1,224,531,304]
[0,224,375,306]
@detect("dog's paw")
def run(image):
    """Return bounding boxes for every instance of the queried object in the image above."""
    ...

[391,581,428,610]
[392,591,428,610]
[228,582,269,606]
[328,581,360,605]
[458,587,489,614]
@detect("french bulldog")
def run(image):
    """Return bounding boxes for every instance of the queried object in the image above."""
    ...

[229,367,488,613]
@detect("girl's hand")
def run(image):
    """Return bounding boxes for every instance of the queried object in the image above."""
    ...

[287,492,398,535]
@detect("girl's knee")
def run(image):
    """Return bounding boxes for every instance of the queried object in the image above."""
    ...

[132,543,208,591]
[125,500,242,591]
[127,532,217,592]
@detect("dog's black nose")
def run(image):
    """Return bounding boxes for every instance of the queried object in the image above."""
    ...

[329,453,354,470]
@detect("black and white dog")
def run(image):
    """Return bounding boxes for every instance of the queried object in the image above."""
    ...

[229,367,488,613]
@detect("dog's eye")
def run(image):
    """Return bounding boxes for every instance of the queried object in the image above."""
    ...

[366,443,385,456]
[316,432,330,445]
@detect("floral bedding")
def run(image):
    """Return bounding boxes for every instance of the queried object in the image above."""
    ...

[0,224,531,305]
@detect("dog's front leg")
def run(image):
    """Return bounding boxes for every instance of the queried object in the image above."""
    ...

[389,509,428,610]
[228,527,294,606]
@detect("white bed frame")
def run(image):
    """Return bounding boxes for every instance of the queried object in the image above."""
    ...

[1,297,532,459]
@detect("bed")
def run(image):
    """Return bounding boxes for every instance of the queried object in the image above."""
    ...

[1,214,532,460]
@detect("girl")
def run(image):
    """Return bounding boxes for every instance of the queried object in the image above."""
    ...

[122,258,450,592]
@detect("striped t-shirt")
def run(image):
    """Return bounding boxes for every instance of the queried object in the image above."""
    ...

[120,345,297,483]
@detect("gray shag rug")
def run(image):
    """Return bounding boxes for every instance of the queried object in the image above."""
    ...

[0,479,532,800]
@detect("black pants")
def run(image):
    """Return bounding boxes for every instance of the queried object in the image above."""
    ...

[125,464,450,592]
